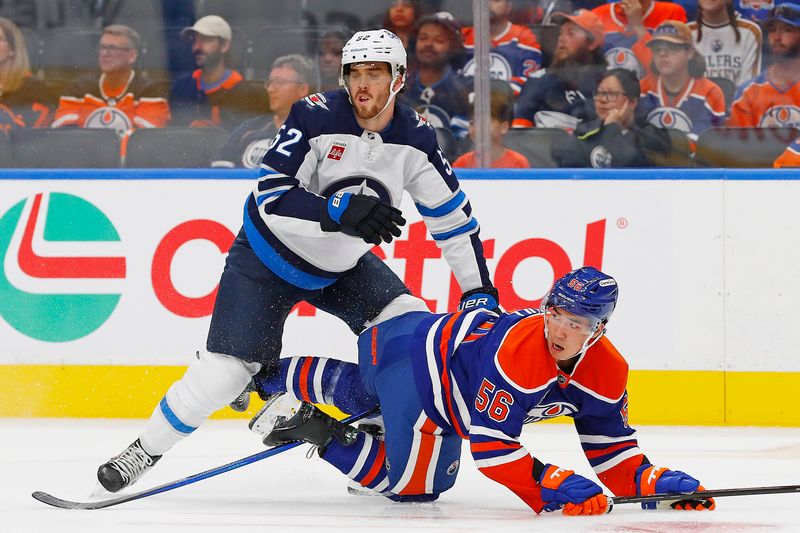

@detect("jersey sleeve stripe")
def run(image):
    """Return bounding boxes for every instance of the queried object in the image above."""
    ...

[471,440,522,453]
[470,424,519,441]
[569,380,626,404]
[591,447,643,474]
[579,431,637,444]
[583,440,638,459]
[474,447,529,468]
[430,218,479,241]
[415,190,467,217]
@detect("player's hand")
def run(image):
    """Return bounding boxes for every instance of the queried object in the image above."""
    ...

[635,465,716,511]
[538,464,608,515]
[458,286,500,313]
[320,192,406,245]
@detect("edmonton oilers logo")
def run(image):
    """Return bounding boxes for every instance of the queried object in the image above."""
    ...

[647,107,693,132]
[759,106,800,128]
[711,39,723,53]
[242,138,274,169]
[605,47,645,78]
[85,106,132,136]
[590,145,612,168]
[447,460,459,475]
[524,401,578,423]
[462,53,513,81]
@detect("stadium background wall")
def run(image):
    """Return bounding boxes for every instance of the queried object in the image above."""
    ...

[1,168,799,426]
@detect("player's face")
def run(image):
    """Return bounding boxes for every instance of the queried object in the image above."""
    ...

[265,65,308,115]
[651,42,691,77]
[416,23,452,67]
[190,34,229,70]
[553,21,593,64]
[767,22,800,59]
[98,33,136,74]
[594,75,630,120]
[544,307,597,361]
[318,36,344,79]
[347,63,395,119]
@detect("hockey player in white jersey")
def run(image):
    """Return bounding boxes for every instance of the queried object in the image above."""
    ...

[96,29,498,493]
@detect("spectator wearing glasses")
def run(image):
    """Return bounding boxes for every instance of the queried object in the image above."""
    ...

[592,0,687,78]
[401,12,471,139]
[170,15,265,131]
[728,3,800,128]
[212,54,313,169]
[689,0,763,86]
[0,17,57,129]
[512,9,608,131]
[640,21,726,141]
[552,68,669,167]
[52,24,169,137]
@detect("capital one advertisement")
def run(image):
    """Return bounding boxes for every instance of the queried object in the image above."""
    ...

[2,176,785,373]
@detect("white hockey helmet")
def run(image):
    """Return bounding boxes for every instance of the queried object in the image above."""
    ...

[339,29,407,92]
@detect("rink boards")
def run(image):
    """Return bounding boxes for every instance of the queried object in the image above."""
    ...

[1,168,799,425]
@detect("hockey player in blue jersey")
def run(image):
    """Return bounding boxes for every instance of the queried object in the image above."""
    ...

[249,267,715,515]
[96,29,498,493]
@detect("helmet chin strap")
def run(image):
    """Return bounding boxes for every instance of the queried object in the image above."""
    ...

[345,74,404,123]
[543,321,607,361]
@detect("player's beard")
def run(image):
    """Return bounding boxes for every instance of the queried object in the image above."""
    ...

[353,89,391,120]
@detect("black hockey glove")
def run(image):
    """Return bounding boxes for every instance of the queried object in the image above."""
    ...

[458,286,500,313]
[320,192,406,245]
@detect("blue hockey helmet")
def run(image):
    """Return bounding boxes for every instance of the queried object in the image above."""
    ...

[542,266,618,329]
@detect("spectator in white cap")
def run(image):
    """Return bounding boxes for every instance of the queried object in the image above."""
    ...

[169,14,265,131]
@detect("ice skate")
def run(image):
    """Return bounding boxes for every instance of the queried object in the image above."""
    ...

[96,439,161,493]
[250,396,357,449]
[229,379,257,412]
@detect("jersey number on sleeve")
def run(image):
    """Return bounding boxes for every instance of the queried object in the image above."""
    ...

[475,378,514,423]
[269,125,303,157]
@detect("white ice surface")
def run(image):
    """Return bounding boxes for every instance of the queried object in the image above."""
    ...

[2,419,799,532]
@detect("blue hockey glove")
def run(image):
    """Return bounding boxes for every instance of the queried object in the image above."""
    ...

[320,192,406,245]
[635,465,715,510]
[537,464,608,515]
[458,286,500,313]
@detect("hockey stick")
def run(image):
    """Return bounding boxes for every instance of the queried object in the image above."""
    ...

[608,484,800,510]
[32,405,380,510]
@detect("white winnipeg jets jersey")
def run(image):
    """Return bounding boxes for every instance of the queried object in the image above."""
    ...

[243,89,492,293]
[689,17,762,86]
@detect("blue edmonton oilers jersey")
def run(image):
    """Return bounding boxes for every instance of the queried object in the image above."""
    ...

[401,69,472,139]
[244,89,492,291]
[407,308,645,497]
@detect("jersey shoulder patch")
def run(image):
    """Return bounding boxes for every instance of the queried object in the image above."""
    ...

[570,336,628,403]
[495,316,556,393]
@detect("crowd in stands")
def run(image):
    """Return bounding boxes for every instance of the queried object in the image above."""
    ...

[0,0,798,169]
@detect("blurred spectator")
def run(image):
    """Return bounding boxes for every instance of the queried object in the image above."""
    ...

[0,17,56,127]
[552,68,669,167]
[728,3,800,127]
[640,21,726,141]
[318,28,352,92]
[462,0,543,95]
[593,0,687,77]
[774,136,800,166]
[170,15,264,131]
[384,0,421,49]
[212,54,313,169]
[401,12,471,138]
[41,0,126,29]
[689,0,762,86]
[0,0,38,28]
[735,0,775,22]
[675,0,700,19]
[512,9,607,130]
[454,83,530,168]
[52,24,169,137]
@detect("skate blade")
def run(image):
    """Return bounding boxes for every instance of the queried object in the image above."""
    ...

[90,482,111,498]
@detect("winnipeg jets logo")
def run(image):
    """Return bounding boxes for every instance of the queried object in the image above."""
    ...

[320,176,393,205]
[304,93,330,111]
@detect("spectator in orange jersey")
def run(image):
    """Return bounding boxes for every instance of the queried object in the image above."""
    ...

[728,3,800,128]
[774,136,800,167]
[593,0,687,78]
[454,83,530,168]
[639,21,726,141]
[461,0,543,95]
[52,24,169,137]
[170,15,265,131]
[0,18,57,128]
